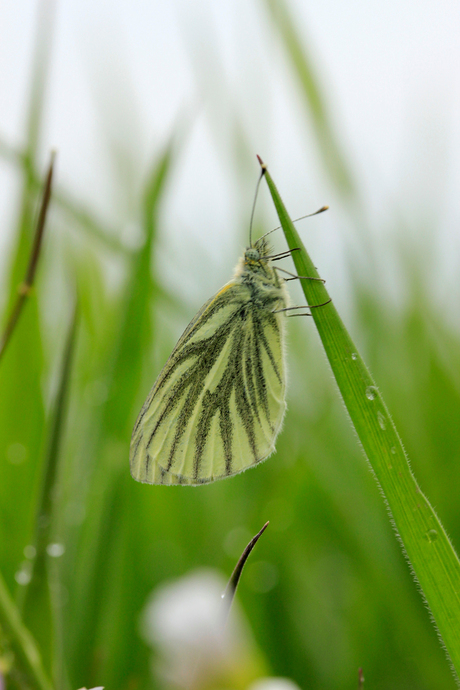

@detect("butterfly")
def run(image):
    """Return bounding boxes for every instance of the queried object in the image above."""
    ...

[129,169,327,486]
[129,227,295,485]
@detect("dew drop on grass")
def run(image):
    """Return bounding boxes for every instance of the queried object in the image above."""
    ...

[425,529,438,543]
[15,565,31,585]
[391,447,397,454]
[366,386,377,401]
[351,353,358,360]
[47,543,65,558]
[377,411,386,430]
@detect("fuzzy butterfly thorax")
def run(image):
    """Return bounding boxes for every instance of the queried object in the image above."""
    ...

[236,240,287,310]
[130,237,289,485]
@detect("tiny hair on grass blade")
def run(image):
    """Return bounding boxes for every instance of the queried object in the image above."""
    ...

[258,155,460,678]
[130,167,328,486]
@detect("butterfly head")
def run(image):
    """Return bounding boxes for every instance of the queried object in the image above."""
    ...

[244,237,271,265]
[244,247,260,263]
[234,237,274,280]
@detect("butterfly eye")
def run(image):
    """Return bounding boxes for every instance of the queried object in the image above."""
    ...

[245,248,260,262]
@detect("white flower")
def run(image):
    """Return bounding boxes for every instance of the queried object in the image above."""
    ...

[141,568,255,688]
[248,679,302,690]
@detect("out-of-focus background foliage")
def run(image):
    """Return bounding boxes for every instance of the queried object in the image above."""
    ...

[1,1,460,689]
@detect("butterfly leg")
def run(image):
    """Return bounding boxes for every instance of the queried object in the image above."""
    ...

[274,266,325,283]
[265,248,301,261]
[274,300,332,317]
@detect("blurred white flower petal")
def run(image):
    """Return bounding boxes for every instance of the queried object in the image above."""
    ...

[248,678,302,690]
[142,569,228,651]
[140,568,259,688]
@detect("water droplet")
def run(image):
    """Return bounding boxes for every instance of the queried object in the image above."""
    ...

[351,353,358,360]
[377,411,386,430]
[46,543,65,558]
[23,545,36,559]
[15,565,31,585]
[366,386,377,401]
[7,443,28,465]
[391,446,396,454]
[425,529,438,543]
[221,593,225,599]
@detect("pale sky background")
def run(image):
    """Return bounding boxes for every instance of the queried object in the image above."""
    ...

[1,0,460,319]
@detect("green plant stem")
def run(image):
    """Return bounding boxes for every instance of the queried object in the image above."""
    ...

[0,153,54,362]
[263,0,357,199]
[261,159,460,677]
[0,572,53,690]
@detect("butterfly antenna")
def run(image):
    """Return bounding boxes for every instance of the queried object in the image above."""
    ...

[249,163,267,247]
[291,205,329,224]
[259,205,329,241]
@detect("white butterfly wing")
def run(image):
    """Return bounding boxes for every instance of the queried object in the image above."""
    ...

[130,279,286,485]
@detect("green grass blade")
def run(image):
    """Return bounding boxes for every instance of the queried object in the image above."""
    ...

[66,137,176,688]
[262,0,357,199]
[0,153,54,362]
[23,0,56,164]
[0,571,53,690]
[261,160,460,677]
[0,2,56,593]
[102,138,174,438]
[0,187,46,594]
[19,304,78,685]
[223,522,269,615]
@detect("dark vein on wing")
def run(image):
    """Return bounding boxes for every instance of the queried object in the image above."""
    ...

[256,313,282,383]
[132,248,288,483]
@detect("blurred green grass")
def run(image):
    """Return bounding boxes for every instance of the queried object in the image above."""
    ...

[1,2,460,689]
